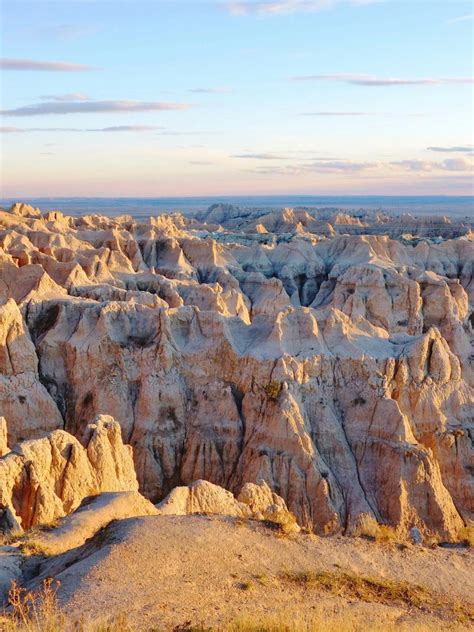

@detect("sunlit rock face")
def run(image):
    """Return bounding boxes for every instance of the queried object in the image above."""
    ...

[0,201,472,539]
[0,415,138,530]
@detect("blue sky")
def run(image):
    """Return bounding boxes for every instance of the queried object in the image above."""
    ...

[1,0,473,196]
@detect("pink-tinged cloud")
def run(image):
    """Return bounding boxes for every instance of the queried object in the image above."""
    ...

[0,125,163,132]
[39,93,92,102]
[303,111,376,116]
[391,158,474,172]
[0,58,96,71]
[188,87,232,93]
[1,100,192,116]
[228,1,380,16]
[291,73,474,86]
[232,152,289,159]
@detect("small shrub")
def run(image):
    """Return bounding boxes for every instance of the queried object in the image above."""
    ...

[458,524,474,547]
[375,525,399,544]
[353,515,400,544]
[5,578,64,630]
[238,580,254,591]
[264,381,281,400]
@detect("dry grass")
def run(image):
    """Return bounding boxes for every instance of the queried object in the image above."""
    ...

[0,580,134,632]
[279,569,473,624]
[353,515,401,545]
[262,510,299,537]
[0,578,64,632]
[263,381,281,400]
[0,575,471,632]
[226,615,464,632]
[458,525,474,547]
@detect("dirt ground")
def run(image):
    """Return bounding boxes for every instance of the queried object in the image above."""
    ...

[15,514,472,631]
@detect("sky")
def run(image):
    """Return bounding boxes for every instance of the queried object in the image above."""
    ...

[0,0,473,197]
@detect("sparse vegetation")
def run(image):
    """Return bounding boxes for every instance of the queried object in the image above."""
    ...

[0,580,134,632]
[226,616,464,632]
[279,569,474,623]
[263,381,281,400]
[0,578,64,632]
[262,509,299,537]
[458,524,474,547]
[353,515,400,544]
[1,569,472,632]
[238,580,254,591]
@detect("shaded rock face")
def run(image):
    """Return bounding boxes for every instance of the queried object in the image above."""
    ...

[0,415,138,530]
[0,202,473,539]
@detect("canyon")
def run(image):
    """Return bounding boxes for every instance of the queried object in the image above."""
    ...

[0,201,472,543]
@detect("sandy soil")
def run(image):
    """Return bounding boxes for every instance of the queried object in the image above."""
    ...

[20,514,473,631]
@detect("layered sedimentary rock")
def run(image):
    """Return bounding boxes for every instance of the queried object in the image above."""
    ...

[0,415,138,530]
[0,201,472,539]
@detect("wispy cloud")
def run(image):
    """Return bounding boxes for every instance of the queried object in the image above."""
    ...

[188,87,232,93]
[391,158,473,172]
[189,160,214,165]
[228,1,380,16]
[427,145,473,153]
[307,160,376,172]
[232,152,289,159]
[41,24,100,40]
[98,125,164,132]
[290,73,474,86]
[156,131,219,136]
[303,111,376,116]
[1,100,191,116]
[39,93,92,102]
[244,156,474,177]
[0,58,95,72]
[246,159,377,176]
[1,125,163,133]
[302,111,424,117]
[446,14,473,25]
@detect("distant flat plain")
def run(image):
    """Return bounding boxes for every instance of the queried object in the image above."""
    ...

[1,195,473,219]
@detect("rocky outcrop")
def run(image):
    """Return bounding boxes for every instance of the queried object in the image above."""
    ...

[0,415,138,530]
[0,299,63,443]
[0,202,472,540]
[156,480,252,517]
[27,491,158,555]
[156,479,300,533]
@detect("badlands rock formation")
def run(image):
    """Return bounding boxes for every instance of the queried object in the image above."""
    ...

[156,479,299,532]
[0,201,472,539]
[0,415,138,530]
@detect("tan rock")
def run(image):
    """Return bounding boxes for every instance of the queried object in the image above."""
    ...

[0,417,9,457]
[156,479,300,533]
[0,415,138,530]
[0,203,472,540]
[28,491,158,555]
[156,480,251,518]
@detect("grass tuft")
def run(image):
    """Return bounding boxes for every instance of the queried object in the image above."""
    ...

[353,515,401,544]
[458,525,474,547]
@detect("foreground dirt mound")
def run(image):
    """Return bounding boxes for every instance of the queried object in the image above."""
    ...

[18,515,474,631]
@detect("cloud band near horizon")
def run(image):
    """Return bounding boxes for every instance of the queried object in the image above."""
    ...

[290,73,474,86]
[0,125,164,133]
[0,58,96,72]
[1,100,192,116]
